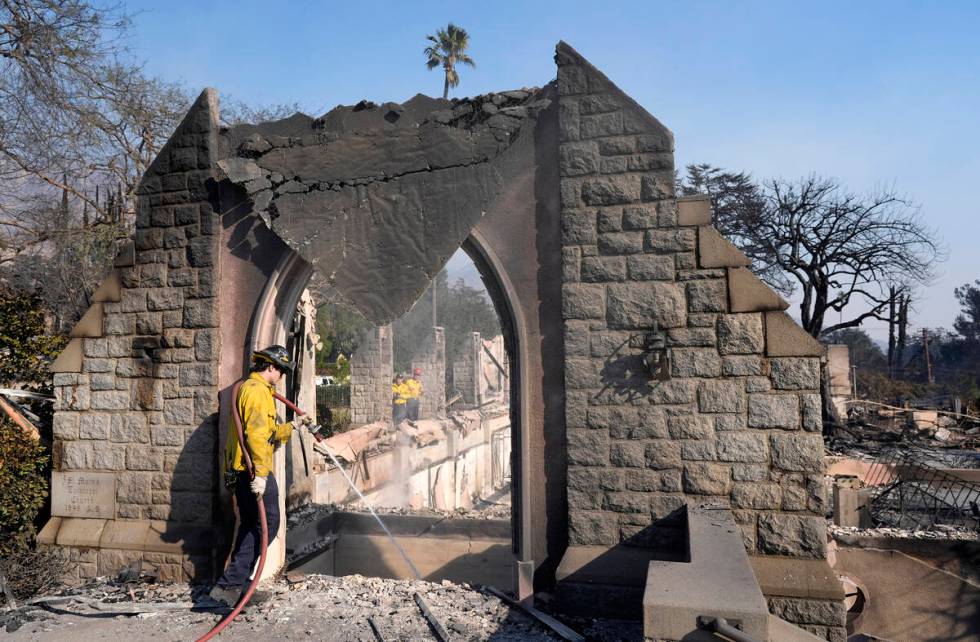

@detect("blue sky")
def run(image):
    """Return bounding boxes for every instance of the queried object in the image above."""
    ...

[127,1,980,341]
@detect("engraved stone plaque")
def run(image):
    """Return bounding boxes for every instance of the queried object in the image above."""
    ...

[51,471,116,519]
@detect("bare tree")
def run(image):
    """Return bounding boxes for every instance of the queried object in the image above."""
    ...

[0,0,189,326]
[760,177,942,336]
[680,167,944,338]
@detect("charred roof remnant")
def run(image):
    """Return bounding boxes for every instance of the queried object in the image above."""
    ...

[216,89,551,325]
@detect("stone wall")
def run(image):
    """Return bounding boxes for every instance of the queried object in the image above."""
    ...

[410,326,446,419]
[349,325,394,424]
[554,44,843,639]
[42,90,223,580]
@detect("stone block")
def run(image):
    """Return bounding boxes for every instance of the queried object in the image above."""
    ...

[558,100,579,141]
[183,298,217,328]
[598,231,644,255]
[580,111,623,138]
[622,205,657,230]
[770,358,821,390]
[767,597,846,627]
[562,247,581,282]
[723,355,768,376]
[645,440,682,470]
[567,429,609,466]
[117,473,152,504]
[568,511,618,546]
[676,195,711,225]
[627,469,682,493]
[565,358,600,389]
[626,254,673,280]
[581,176,638,205]
[717,432,769,463]
[559,141,599,176]
[110,413,149,443]
[748,394,800,430]
[596,207,622,232]
[648,379,696,404]
[562,283,605,319]
[126,445,162,471]
[715,414,748,432]
[604,491,650,514]
[801,393,822,432]
[610,440,646,467]
[757,514,826,558]
[666,327,716,347]
[597,136,635,155]
[746,376,771,392]
[588,329,633,357]
[732,483,782,509]
[564,322,590,357]
[697,226,751,268]
[640,173,673,201]
[727,267,788,313]
[681,440,717,461]
[698,379,745,413]
[770,433,823,472]
[670,347,722,377]
[53,412,79,440]
[717,313,765,355]
[682,462,732,495]
[686,279,728,313]
[667,414,714,439]
[62,442,92,472]
[765,312,822,357]
[79,413,110,439]
[179,363,217,387]
[581,256,626,282]
[69,303,104,338]
[92,389,131,411]
[606,282,686,329]
[645,228,695,253]
[55,518,107,548]
[147,287,183,311]
[567,467,624,492]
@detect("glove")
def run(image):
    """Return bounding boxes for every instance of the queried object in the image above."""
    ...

[250,475,267,497]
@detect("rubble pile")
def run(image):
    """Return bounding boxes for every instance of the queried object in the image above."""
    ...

[828,401,980,459]
[2,574,564,641]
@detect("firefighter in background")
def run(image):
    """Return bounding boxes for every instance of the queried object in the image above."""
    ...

[392,373,409,424]
[405,367,424,421]
[208,345,311,607]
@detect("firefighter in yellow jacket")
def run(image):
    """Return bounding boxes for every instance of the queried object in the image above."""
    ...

[209,345,310,607]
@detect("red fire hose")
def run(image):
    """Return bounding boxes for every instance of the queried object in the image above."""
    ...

[195,385,305,641]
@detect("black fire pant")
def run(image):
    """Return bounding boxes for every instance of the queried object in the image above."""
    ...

[216,473,280,590]
[392,402,407,424]
[406,398,420,421]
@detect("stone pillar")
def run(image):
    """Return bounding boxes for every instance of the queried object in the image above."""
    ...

[410,326,446,419]
[349,325,393,424]
[452,332,482,406]
[43,89,223,582]
[553,43,843,639]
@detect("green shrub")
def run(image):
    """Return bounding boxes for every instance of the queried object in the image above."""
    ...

[0,419,49,558]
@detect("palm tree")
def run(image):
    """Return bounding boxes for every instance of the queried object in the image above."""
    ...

[424,23,476,99]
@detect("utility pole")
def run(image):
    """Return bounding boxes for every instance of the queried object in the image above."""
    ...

[922,328,933,384]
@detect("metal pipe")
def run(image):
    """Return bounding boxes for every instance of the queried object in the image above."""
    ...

[696,616,761,642]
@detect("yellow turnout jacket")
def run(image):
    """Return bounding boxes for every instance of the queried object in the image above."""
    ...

[404,378,423,400]
[223,372,293,478]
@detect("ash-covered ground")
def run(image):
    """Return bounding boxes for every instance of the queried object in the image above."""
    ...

[3,574,562,641]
